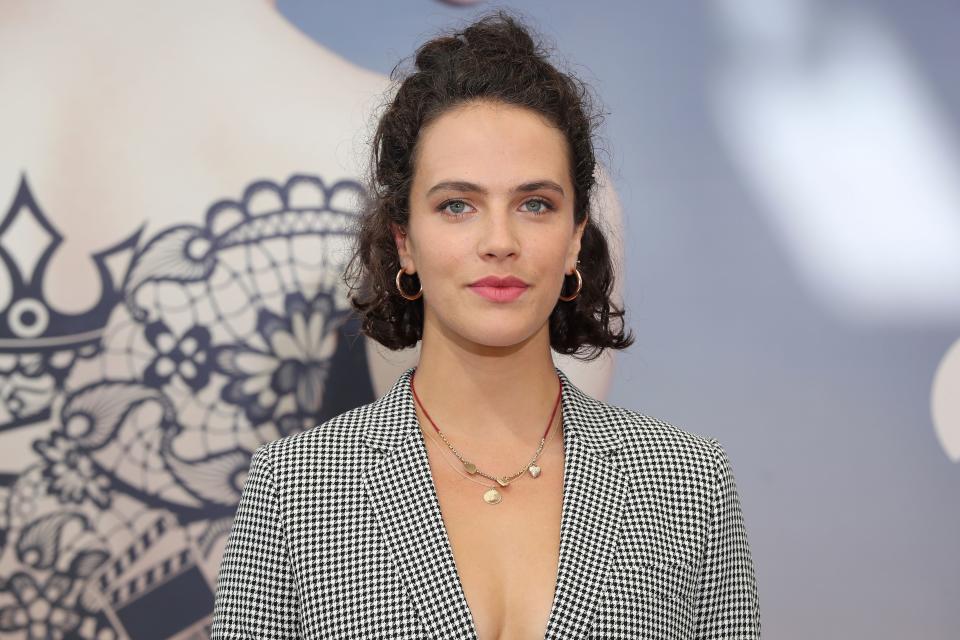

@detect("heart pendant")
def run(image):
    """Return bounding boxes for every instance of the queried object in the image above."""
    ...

[528,464,541,478]
[496,476,510,487]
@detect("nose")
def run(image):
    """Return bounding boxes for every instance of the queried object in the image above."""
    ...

[476,206,521,260]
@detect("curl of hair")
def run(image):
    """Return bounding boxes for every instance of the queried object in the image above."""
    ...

[343,9,633,361]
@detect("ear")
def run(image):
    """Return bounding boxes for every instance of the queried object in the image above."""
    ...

[391,223,415,272]
[567,215,588,272]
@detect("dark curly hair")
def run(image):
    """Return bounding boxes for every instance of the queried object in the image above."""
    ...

[343,9,633,361]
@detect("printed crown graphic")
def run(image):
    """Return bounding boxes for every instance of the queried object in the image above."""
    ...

[0,176,140,352]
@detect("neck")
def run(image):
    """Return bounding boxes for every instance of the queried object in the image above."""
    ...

[411,320,563,452]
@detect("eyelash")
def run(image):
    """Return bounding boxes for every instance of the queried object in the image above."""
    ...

[436,198,555,218]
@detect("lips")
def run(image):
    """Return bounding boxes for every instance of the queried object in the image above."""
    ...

[468,275,529,303]
[469,275,528,288]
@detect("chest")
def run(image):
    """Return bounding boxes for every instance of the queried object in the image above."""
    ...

[423,434,566,640]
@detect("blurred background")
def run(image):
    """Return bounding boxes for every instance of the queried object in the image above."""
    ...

[1,0,957,638]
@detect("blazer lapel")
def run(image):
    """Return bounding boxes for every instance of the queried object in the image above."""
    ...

[362,368,477,638]
[361,366,631,639]
[543,367,631,639]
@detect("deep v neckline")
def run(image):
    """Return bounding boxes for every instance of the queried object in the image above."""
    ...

[360,365,631,639]
[417,421,566,639]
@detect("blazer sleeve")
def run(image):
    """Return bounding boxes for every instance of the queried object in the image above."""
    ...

[692,439,761,639]
[211,443,301,639]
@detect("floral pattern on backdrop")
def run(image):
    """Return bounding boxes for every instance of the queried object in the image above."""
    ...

[0,174,374,639]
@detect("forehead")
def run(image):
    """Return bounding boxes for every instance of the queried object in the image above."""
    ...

[413,101,570,191]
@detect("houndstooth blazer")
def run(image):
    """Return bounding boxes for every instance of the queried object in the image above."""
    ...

[211,366,761,639]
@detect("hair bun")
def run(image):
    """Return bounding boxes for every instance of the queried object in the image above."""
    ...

[413,34,466,71]
[461,14,538,58]
[413,12,539,72]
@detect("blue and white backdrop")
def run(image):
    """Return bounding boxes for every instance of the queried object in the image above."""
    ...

[0,1,957,639]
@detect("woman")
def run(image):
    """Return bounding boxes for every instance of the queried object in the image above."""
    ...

[211,10,760,639]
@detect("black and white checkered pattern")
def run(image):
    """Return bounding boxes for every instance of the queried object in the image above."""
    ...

[211,365,760,639]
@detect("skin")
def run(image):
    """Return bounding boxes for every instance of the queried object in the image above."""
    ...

[392,97,586,639]
[392,97,587,463]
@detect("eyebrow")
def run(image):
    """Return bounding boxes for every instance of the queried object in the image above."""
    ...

[425,180,565,198]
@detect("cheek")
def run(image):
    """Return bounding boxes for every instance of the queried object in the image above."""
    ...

[416,239,464,281]
[530,237,573,273]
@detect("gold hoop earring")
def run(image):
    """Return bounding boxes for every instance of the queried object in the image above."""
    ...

[559,267,582,302]
[396,267,423,301]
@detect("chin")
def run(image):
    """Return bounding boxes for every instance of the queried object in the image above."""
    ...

[459,323,546,351]
[429,304,550,350]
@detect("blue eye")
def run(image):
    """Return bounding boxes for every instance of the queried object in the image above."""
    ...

[435,198,555,218]
[437,200,474,217]
[522,198,554,215]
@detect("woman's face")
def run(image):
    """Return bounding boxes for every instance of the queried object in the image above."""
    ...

[394,99,586,352]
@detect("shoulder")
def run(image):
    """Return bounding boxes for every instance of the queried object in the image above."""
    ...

[596,399,729,485]
[251,396,383,474]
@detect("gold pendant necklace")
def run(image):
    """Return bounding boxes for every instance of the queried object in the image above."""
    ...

[411,372,563,505]
[421,414,561,505]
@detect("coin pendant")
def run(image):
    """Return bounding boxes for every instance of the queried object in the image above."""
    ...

[463,461,477,474]
[528,464,541,478]
[483,488,502,504]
